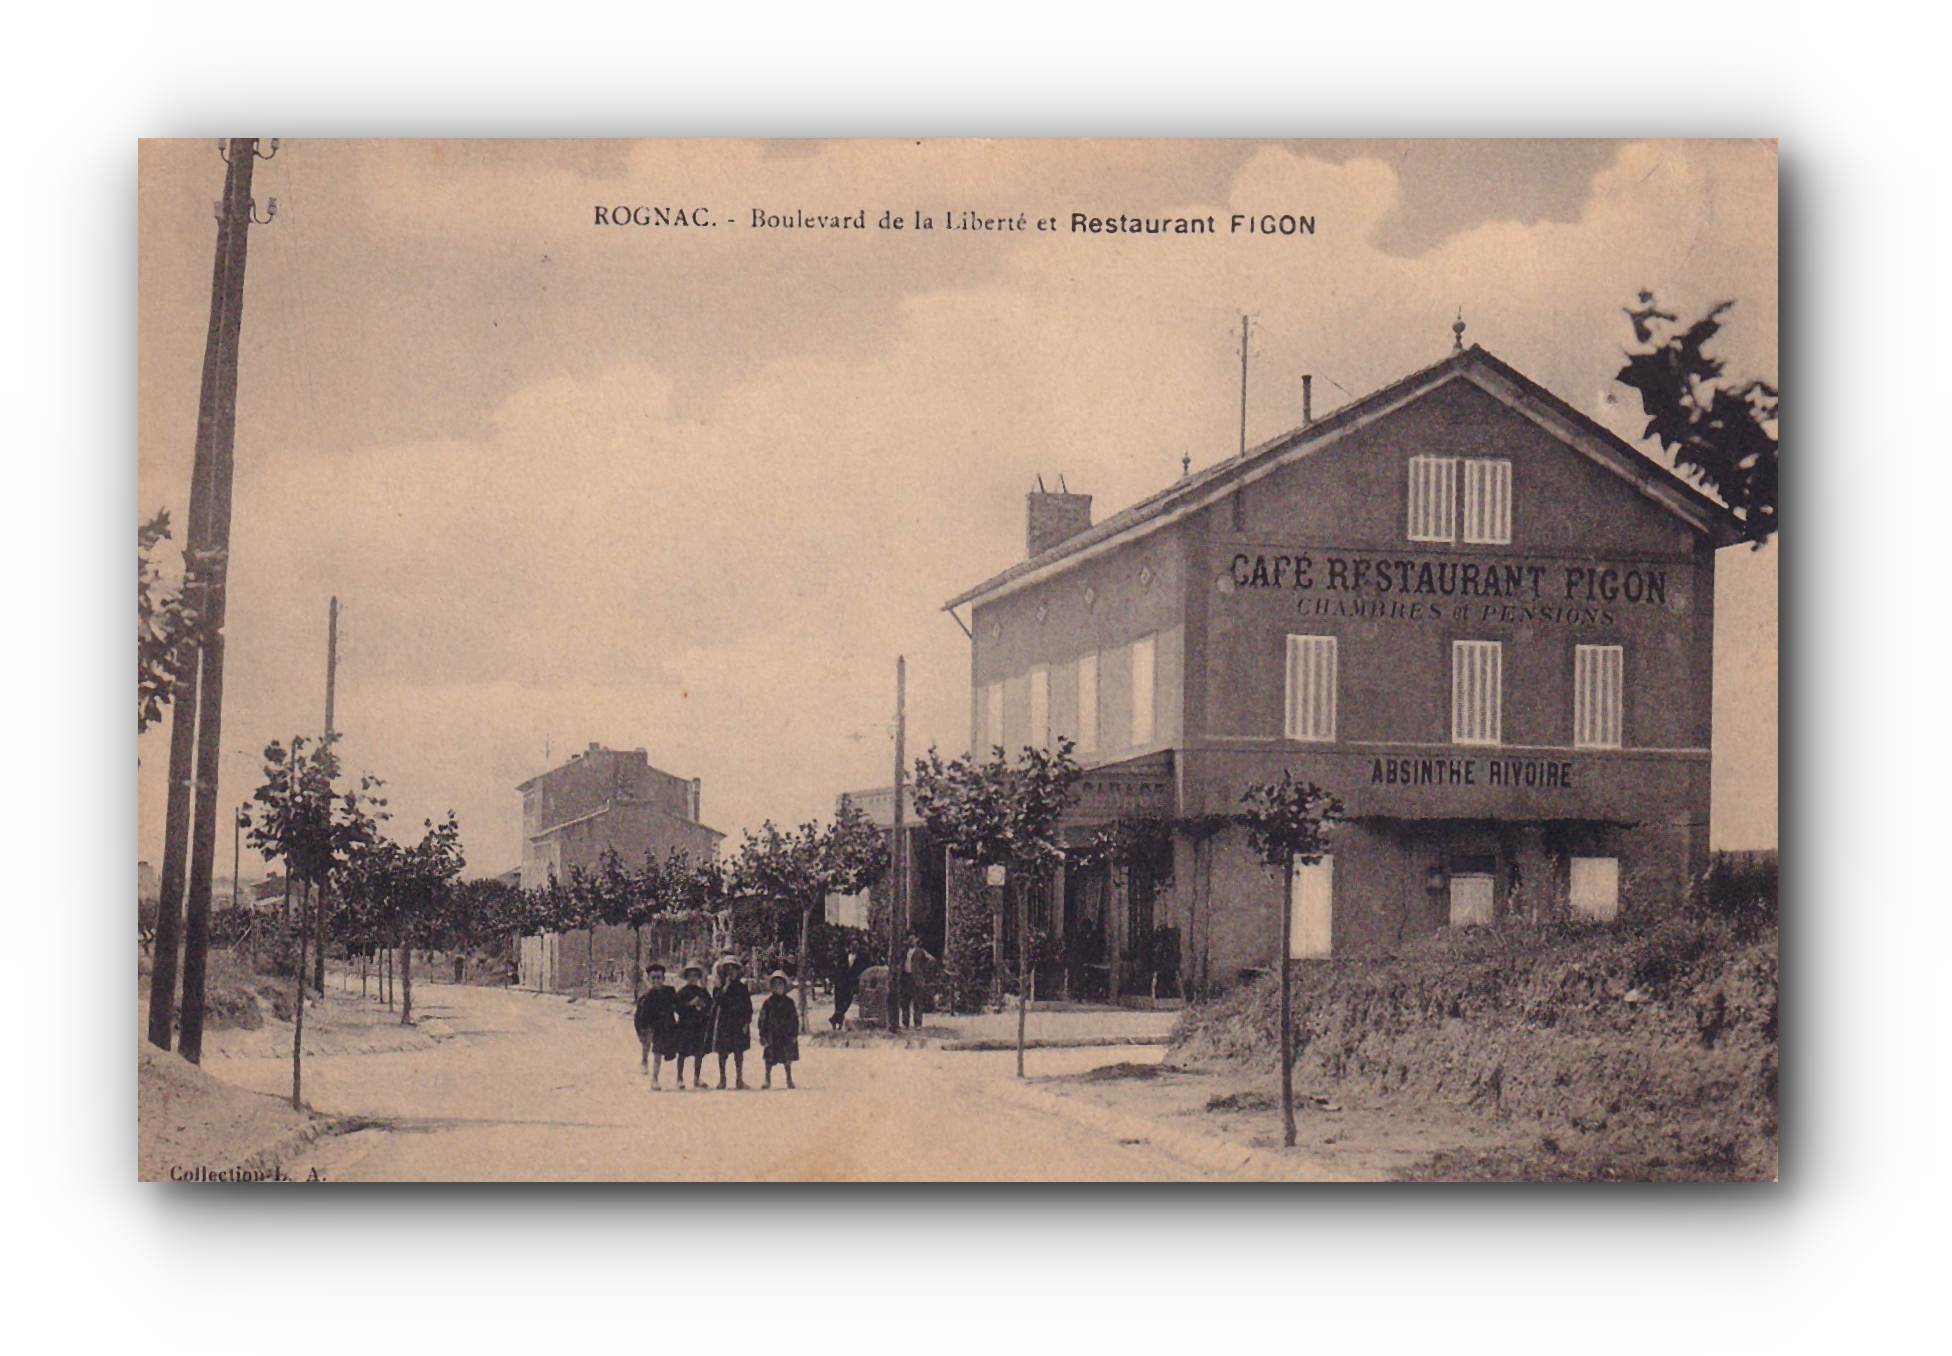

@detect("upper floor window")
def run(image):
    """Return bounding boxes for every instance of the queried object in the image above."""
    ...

[1076,653,1099,755]
[1451,640,1503,745]
[1462,458,1513,544]
[1407,455,1456,542]
[1573,644,1624,749]
[1284,634,1337,742]
[1131,633,1157,746]
[1028,665,1051,751]
[983,681,1004,753]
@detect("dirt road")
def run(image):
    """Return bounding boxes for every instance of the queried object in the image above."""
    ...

[204,981,1219,1182]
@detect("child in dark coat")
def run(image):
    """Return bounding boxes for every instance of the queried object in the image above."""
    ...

[634,962,680,1088]
[710,956,754,1091]
[759,969,800,1089]
[673,961,714,1090]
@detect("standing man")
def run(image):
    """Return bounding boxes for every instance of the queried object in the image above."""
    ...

[831,942,871,1030]
[901,931,936,1026]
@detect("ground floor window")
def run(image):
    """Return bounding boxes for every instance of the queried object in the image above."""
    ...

[1570,855,1621,922]
[1289,854,1333,959]
[1448,872,1496,927]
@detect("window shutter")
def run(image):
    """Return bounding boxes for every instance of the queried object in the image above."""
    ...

[1574,644,1623,748]
[1284,634,1337,741]
[1076,653,1098,755]
[1028,666,1050,750]
[1463,459,1513,544]
[1131,634,1156,746]
[1408,456,1457,542]
[1451,640,1503,745]
[984,682,1004,753]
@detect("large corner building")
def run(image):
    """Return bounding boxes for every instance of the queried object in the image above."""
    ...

[942,342,1738,997]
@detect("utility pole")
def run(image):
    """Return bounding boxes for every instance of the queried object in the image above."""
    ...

[314,596,338,994]
[177,138,269,1064]
[888,656,906,1029]
[146,145,239,1051]
[1280,854,1296,1148]
[1238,313,1250,458]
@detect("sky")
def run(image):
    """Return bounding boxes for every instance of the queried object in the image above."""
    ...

[137,138,1778,876]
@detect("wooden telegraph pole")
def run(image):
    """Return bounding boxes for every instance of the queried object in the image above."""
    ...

[177,138,268,1065]
[887,656,906,1029]
[1279,854,1297,1148]
[146,146,239,1051]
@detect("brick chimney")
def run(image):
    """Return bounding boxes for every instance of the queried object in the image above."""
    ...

[1026,481,1092,558]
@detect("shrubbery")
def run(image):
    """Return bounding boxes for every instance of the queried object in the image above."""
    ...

[1169,910,1778,1179]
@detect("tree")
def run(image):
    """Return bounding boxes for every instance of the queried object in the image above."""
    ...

[1235,770,1343,1148]
[244,734,387,1107]
[731,807,888,1035]
[137,510,196,735]
[563,848,633,999]
[913,739,1082,1075]
[393,814,465,1024]
[1616,293,1778,546]
[631,848,697,999]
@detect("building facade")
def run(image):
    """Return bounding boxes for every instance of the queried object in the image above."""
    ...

[943,344,1736,996]
[516,743,723,991]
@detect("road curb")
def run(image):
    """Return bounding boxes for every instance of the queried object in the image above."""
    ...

[234,1113,370,1178]
[940,1035,1170,1053]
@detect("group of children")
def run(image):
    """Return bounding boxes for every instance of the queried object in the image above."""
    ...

[633,956,801,1091]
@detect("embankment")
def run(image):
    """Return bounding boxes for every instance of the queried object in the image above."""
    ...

[1169,918,1777,1179]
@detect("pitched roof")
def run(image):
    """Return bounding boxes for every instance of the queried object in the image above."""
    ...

[943,344,1740,613]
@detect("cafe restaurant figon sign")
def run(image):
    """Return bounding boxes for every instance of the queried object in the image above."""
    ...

[1220,549,1685,626]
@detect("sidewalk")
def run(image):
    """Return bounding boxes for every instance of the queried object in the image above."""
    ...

[934,1006,1181,1049]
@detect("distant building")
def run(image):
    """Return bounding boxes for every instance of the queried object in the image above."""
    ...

[516,743,723,991]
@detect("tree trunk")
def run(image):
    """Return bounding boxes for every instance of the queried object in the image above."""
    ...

[291,885,310,1110]
[1279,856,1296,1149]
[360,950,368,999]
[400,940,414,1024]
[313,872,327,995]
[797,904,812,1035]
[1016,876,1030,1078]
[632,926,642,1002]
[990,884,1005,1012]
[587,925,596,1000]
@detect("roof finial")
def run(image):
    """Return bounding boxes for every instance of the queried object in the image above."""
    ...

[1452,307,1467,352]
[1181,450,1191,478]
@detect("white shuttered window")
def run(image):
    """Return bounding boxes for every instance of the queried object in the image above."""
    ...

[1131,634,1156,746]
[1570,857,1621,922]
[1451,640,1503,745]
[1574,644,1624,749]
[1028,666,1050,750]
[1076,653,1098,755]
[1284,635,1337,741]
[984,682,1004,753]
[1407,455,1457,542]
[1462,458,1513,544]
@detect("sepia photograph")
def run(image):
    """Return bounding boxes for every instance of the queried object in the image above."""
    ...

[135,136,1779,1184]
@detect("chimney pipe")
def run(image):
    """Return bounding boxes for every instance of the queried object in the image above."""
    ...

[1302,374,1314,426]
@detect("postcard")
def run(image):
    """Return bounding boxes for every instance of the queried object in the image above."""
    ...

[137,138,1778,1182]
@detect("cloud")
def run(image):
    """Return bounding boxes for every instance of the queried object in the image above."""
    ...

[139,139,1778,871]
